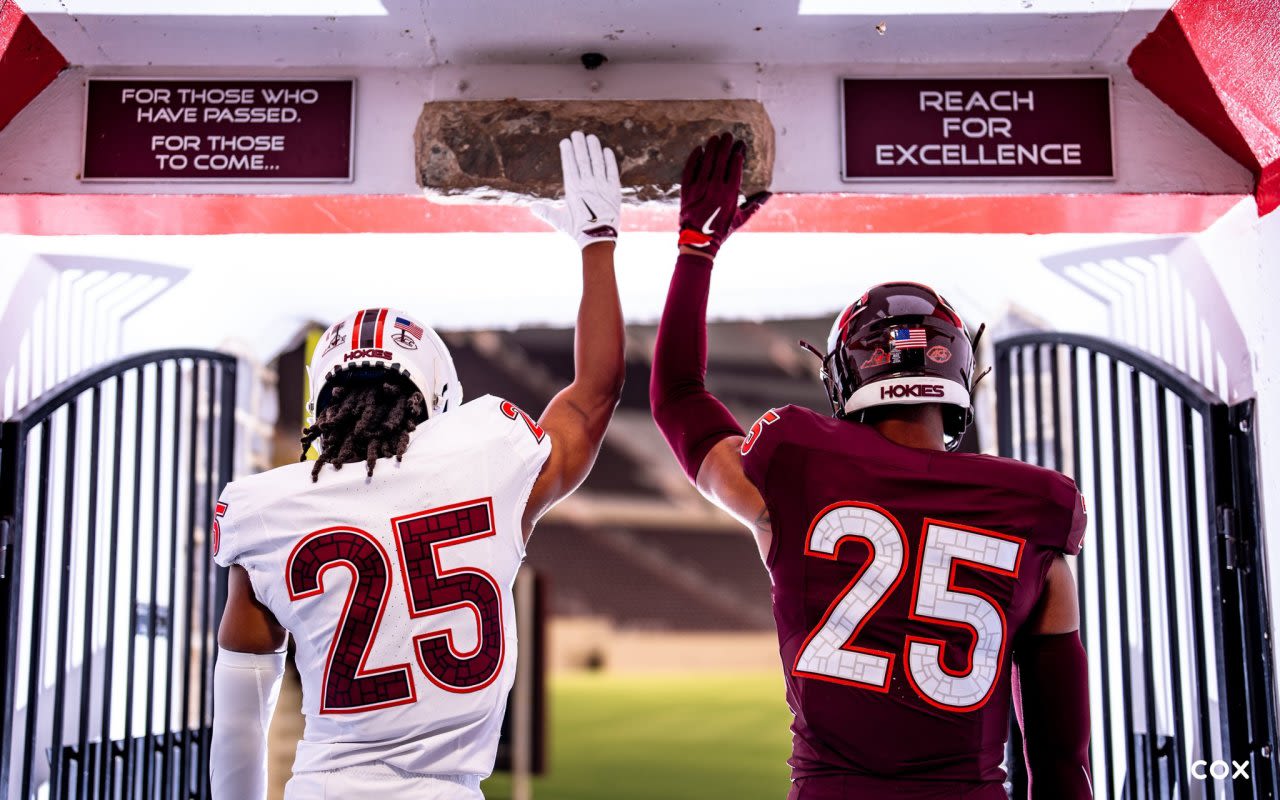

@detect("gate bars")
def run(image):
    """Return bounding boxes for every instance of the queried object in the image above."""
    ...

[0,350,236,800]
[996,333,1277,800]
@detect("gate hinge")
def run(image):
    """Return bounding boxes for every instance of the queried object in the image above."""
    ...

[0,517,10,581]
[1219,505,1246,571]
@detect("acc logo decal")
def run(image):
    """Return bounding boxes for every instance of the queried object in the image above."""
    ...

[501,401,546,443]
[926,345,952,364]
[741,409,781,455]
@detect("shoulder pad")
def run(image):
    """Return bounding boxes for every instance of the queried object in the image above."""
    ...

[741,405,822,487]
[211,479,247,567]
[1046,472,1087,555]
[497,398,547,446]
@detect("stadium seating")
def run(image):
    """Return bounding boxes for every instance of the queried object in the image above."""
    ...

[440,320,829,633]
[526,523,771,631]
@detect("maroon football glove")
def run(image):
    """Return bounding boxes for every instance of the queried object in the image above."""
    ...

[677,133,771,257]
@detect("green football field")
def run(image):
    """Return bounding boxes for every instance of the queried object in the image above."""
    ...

[482,671,794,800]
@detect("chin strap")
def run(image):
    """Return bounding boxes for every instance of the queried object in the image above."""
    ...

[799,339,845,417]
[967,322,992,394]
[798,339,825,360]
[971,365,993,392]
[970,321,987,350]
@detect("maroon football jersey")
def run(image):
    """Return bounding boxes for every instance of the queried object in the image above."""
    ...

[741,405,1085,794]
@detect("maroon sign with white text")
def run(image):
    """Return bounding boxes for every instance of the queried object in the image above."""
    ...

[841,77,1112,180]
[83,79,354,181]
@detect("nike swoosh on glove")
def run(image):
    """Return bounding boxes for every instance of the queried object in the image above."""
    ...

[677,132,771,258]
[532,131,622,250]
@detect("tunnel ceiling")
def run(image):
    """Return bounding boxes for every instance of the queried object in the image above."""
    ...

[17,0,1176,69]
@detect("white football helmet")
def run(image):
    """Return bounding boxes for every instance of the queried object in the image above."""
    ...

[306,308,462,426]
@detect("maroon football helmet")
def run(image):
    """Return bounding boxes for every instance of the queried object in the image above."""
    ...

[808,282,982,450]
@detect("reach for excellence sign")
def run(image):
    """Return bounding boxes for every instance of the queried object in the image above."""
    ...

[841,77,1113,181]
[82,79,354,182]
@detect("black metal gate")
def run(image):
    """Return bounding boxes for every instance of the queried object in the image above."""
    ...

[996,333,1277,800]
[0,350,236,800]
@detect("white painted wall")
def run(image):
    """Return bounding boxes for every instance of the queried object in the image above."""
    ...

[0,62,1252,196]
[1166,198,1280,717]
[1252,207,1280,681]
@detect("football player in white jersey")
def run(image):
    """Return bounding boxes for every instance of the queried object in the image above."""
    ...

[209,131,625,800]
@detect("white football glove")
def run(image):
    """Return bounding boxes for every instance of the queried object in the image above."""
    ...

[532,130,621,250]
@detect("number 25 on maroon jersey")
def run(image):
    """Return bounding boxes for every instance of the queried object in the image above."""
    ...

[793,501,1022,712]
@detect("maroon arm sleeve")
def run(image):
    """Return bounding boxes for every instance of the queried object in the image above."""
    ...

[1014,631,1094,799]
[649,254,745,481]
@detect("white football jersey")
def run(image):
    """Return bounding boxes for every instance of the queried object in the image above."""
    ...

[213,394,551,779]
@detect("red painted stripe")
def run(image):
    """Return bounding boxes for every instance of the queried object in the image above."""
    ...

[0,1,68,133]
[0,193,1243,236]
[350,310,365,352]
[1258,162,1280,216]
[374,309,388,348]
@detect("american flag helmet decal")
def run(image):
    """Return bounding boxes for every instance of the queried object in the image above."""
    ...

[889,327,928,350]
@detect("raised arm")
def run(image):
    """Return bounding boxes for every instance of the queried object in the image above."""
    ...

[649,133,772,556]
[523,132,626,535]
[1014,555,1093,798]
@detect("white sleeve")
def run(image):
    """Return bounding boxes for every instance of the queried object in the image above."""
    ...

[211,648,286,800]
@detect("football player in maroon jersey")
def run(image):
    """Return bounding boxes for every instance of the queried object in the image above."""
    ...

[651,133,1091,799]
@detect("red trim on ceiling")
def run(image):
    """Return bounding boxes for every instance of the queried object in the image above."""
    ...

[0,193,1240,236]
[0,0,67,133]
[1129,0,1280,215]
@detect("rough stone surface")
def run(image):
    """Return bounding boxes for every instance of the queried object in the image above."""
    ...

[414,99,774,202]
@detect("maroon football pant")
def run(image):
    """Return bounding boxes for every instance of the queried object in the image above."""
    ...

[788,775,1009,799]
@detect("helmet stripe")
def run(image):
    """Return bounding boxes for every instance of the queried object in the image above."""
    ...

[350,309,366,351]
[357,307,380,349]
[374,308,388,348]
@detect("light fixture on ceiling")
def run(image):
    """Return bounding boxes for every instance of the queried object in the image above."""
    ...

[797,0,1112,13]
[22,0,389,16]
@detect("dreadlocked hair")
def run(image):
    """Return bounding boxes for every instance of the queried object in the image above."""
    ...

[299,376,427,482]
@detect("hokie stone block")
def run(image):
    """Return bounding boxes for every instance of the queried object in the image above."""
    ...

[414,99,774,202]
